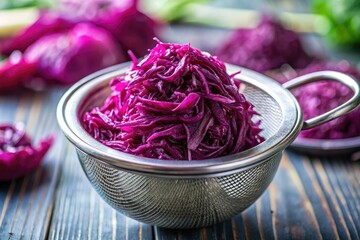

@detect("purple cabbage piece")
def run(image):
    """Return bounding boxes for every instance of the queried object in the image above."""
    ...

[24,23,125,84]
[280,61,360,139]
[0,123,54,181]
[60,0,158,57]
[1,11,74,56]
[216,16,314,72]
[59,0,135,22]
[82,40,264,160]
[98,6,158,58]
[0,51,37,91]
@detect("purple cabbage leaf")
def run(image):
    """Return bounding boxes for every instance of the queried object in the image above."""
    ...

[0,51,37,92]
[24,23,125,84]
[0,123,54,181]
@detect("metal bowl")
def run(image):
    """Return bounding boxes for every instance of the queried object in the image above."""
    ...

[57,63,360,228]
[290,137,360,160]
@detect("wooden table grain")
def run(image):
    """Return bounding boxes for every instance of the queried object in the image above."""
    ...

[0,25,360,240]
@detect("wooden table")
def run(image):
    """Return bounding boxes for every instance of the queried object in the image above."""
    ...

[1,24,360,240]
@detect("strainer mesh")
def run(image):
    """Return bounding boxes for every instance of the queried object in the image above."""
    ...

[78,150,281,228]
[243,85,283,139]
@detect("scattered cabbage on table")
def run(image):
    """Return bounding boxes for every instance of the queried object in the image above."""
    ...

[83,40,264,160]
[0,123,54,181]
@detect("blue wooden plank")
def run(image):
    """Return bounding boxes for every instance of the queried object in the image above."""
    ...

[309,158,356,239]
[257,190,275,239]
[269,152,323,240]
[0,88,68,239]
[48,144,153,240]
[321,159,360,239]
[286,150,341,238]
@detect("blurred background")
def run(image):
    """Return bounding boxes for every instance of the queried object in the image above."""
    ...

[1,0,359,87]
[1,1,360,239]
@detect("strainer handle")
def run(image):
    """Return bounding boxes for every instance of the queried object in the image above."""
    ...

[283,71,360,130]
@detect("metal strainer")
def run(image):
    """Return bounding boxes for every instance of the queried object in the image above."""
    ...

[57,63,360,229]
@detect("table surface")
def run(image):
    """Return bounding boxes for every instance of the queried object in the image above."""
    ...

[1,22,360,240]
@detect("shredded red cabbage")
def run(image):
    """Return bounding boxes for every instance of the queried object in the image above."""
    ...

[0,123,54,181]
[83,40,264,160]
[216,16,314,72]
[279,61,360,139]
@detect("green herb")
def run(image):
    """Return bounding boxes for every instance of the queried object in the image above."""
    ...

[140,0,208,22]
[313,0,360,47]
[0,0,52,10]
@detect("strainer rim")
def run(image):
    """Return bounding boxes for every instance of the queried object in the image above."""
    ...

[57,62,303,176]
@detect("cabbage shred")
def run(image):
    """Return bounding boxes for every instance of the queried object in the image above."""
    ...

[83,40,264,160]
